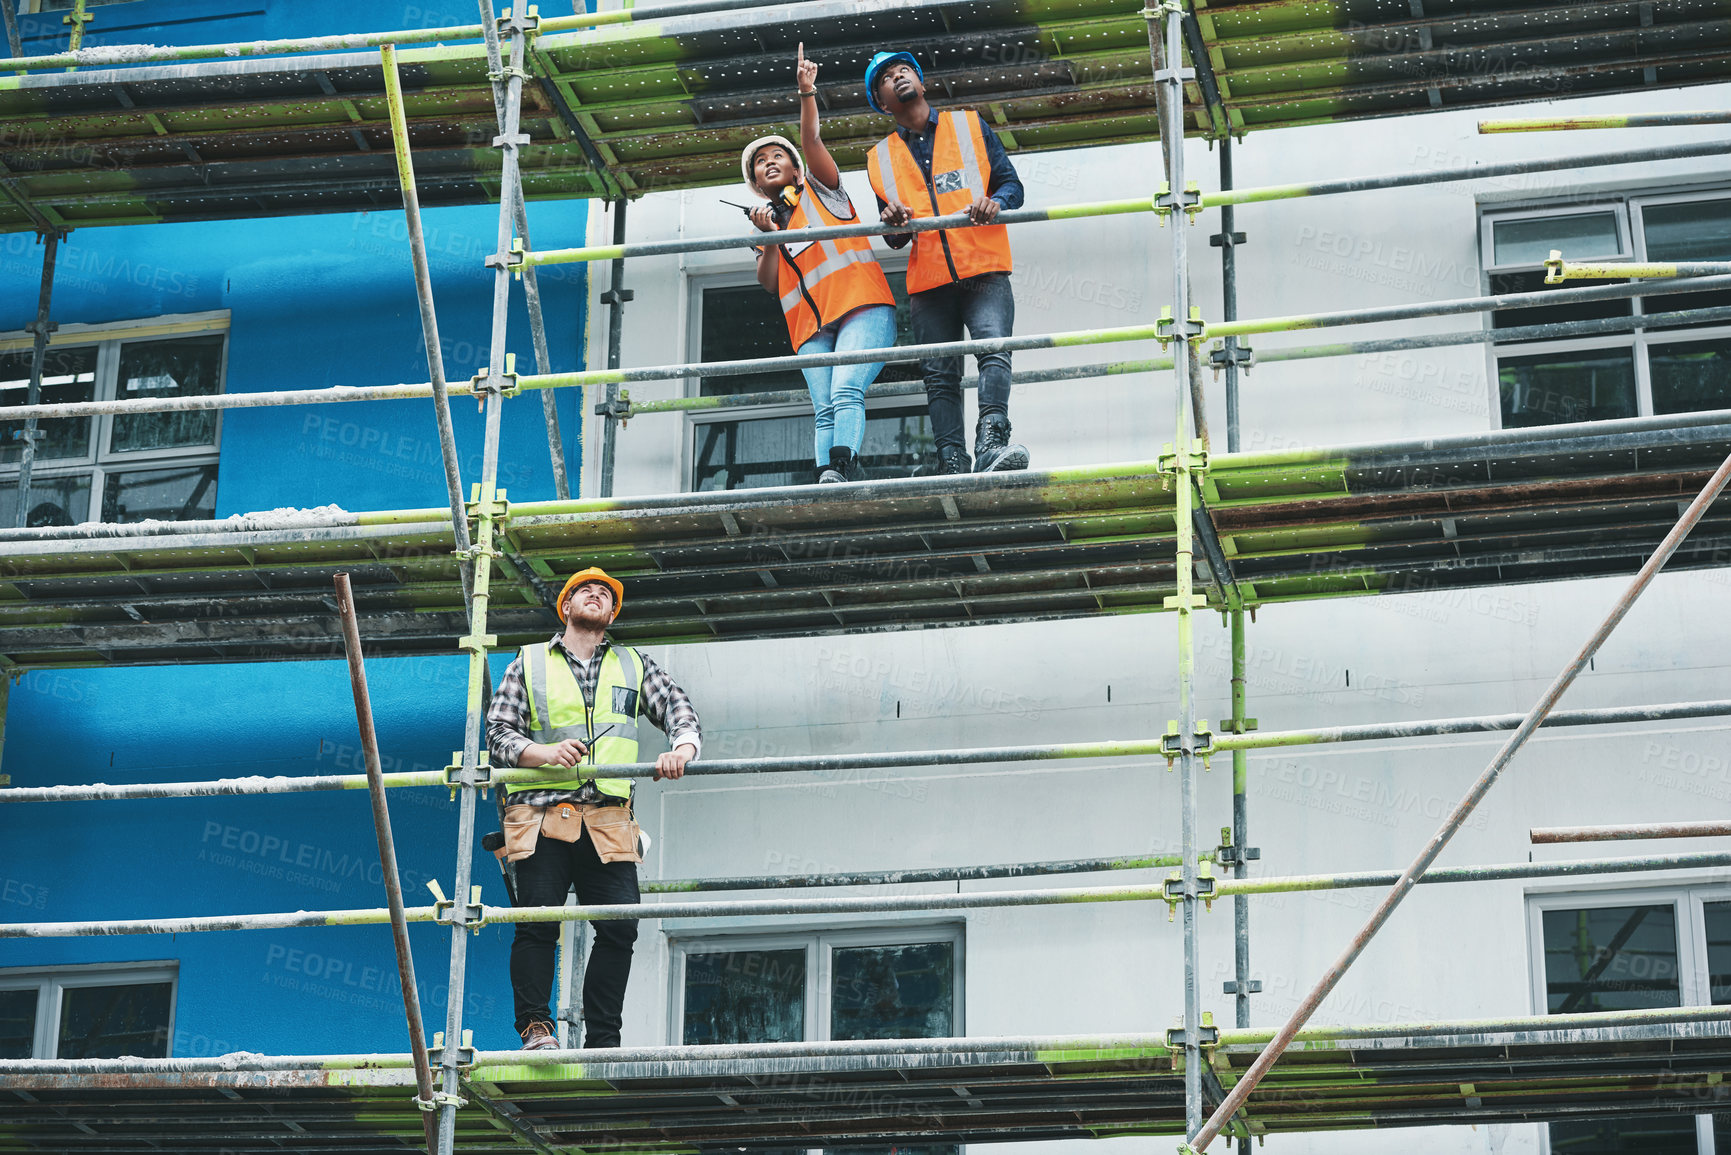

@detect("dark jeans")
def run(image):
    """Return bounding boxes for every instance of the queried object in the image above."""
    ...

[909,272,1016,455]
[509,824,640,1047]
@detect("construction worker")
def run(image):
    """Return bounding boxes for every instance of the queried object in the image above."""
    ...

[746,43,898,484]
[485,567,701,1050]
[864,50,1029,476]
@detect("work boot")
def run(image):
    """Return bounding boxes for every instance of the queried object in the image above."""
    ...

[973,413,1029,473]
[519,1021,558,1051]
[819,447,866,483]
[935,446,971,476]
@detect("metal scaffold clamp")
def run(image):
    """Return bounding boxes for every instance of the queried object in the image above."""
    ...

[1154,181,1203,223]
[1215,825,1260,869]
[499,4,541,35]
[415,1090,468,1113]
[471,352,522,400]
[1166,1011,1220,1050]
[1163,863,1218,918]
[427,880,487,932]
[594,387,633,424]
[1156,438,1208,490]
[1156,307,1206,349]
[1209,339,1254,373]
[488,237,528,279]
[429,1028,477,1070]
[445,751,493,798]
[1161,720,1215,767]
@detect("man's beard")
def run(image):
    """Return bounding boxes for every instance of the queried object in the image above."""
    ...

[568,602,613,629]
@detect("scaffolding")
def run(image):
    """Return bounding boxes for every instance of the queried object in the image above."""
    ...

[4,2,1731,1154]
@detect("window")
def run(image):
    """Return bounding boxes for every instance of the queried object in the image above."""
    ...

[688,271,933,490]
[671,926,962,1155]
[0,963,177,1059]
[673,924,960,1044]
[1482,192,1731,429]
[0,319,225,526]
[1529,887,1731,1154]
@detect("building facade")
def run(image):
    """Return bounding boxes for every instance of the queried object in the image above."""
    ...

[3,4,1731,1154]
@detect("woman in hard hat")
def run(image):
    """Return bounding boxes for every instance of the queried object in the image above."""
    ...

[743,44,898,485]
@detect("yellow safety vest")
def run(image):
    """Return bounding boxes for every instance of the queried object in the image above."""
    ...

[513,641,642,799]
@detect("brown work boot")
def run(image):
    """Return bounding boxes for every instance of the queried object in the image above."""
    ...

[519,1021,558,1051]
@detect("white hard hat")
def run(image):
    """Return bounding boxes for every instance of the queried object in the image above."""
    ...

[741,135,804,194]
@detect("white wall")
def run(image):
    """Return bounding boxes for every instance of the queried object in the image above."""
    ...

[586,81,1731,1154]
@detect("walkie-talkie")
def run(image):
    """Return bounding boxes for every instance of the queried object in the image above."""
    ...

[721,184,801,228]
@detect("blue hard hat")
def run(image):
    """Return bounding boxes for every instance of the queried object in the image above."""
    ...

[864,51,922,115]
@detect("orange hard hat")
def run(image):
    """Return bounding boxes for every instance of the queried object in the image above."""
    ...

[556,567,624,620]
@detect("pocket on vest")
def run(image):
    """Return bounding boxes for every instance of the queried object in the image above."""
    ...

[584,805,644,864]
[501,804,544,862]
[611,686,640,718]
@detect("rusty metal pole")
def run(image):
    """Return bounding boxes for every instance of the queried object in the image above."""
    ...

[15,232,60,528]
[1532,821,1731,843]
[333,573,438,1153]
[1186,445,1731,1154]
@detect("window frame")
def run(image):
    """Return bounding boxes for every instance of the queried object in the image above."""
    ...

[0,960,179,1060]
[1480,188,1731,430]
[1525,881,1730,1155]
[682,262,922,493]
[1,311,229,524]
[666,921,965,1046]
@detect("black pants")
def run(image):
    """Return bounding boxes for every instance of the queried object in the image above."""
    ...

[509,825,640,1047]
[909,271,1016,455]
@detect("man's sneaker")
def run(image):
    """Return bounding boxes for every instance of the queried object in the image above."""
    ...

[817,466,846,483]
[519,1021,558,1051]
[973,414,1030,472]
[935,446,971,476]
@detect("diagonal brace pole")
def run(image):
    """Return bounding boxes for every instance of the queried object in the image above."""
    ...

[1185,444,1731,1153]
[333,572,438,1153]
[380,43,476,603]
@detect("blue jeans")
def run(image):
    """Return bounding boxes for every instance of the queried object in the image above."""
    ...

[909,272,1015,456]
[797,304,897,465]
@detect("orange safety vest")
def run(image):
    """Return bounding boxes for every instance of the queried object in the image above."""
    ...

[867,109,1013,294]
[773,184,896,351]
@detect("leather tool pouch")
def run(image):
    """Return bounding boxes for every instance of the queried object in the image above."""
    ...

[499,804,545,863]
[583,804,644,864]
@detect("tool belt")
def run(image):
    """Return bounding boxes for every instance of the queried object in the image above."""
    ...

[496,801,643,865]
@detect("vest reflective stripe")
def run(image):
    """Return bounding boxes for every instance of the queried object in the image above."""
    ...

[866,109,1013,293]
[513,642,642,798]
[775,184,896,350]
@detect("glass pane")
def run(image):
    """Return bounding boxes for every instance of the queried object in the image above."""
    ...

[831,942,954,1041]
[1493,212,1621,266]
[1644,199,1731,262]
[1705,902,1731,1004]
[0,472,92,528]
[111,335,223,453]
[57,982,172,1059]
[699,285,808,398]
[0,989,37,1059]
[1498,348,1637,428]
[1491,269,1633,338]
[1651,338,1731,415]
[683,948,805,1045]
[693,405,933,490]
[1541,904,1679,1014]
[0,345,97,464]
[1550,1115,1698,1155]
[101,464,218,523]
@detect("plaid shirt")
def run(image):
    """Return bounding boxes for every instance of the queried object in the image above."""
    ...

[487,634,702,807]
